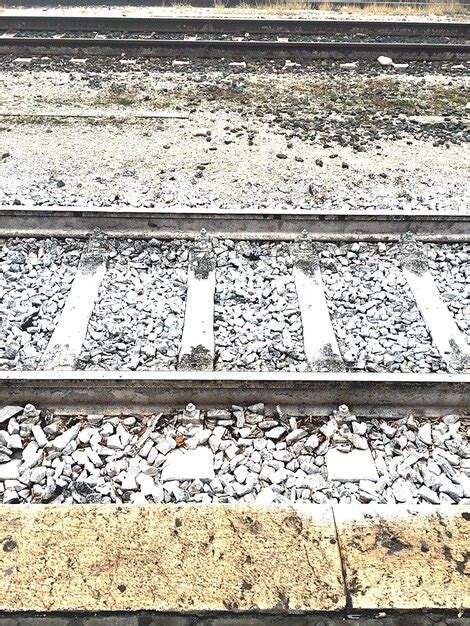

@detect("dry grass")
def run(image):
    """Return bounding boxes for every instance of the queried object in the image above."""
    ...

[165,0,309,9]
[226,0,310,11]
[6,76,467,121]
[42,88,140,108]
[162,0,193,8]
[325,1,468,15]
[92,93,138,107]
[170,0,466,15]
[170,75,469,116]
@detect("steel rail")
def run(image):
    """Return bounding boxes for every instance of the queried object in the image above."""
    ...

[0,371,468,416]
[0,37,468,59]
[0,206,469,241]
[1,15,469,37]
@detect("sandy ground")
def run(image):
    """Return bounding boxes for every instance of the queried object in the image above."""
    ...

[0,62,468,211]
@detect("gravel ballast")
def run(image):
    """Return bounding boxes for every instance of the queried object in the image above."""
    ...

[1,237,468,373]
[214,240,307,371]
[0,402,468,506]
[429,243,470,344]
[79,238,188,370]
[11,30,466,44]
[321,242,445,373]
[0,237,82,370]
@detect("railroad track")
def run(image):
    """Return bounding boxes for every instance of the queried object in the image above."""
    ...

[0,22,468,623]
[0,208,469,619]
[2,14,469,37]
[0,205,468,240]
[0,15,468,59]
[0,206,469,413]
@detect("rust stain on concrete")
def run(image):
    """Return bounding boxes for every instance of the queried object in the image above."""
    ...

[334,505,469,610]
[0,504,345,613]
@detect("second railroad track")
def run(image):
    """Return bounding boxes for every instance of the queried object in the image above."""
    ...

[0,15,469,59]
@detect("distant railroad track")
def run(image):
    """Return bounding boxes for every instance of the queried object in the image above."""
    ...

[1,15,469,37]
[0,37,468,59]
[0,15,468,59]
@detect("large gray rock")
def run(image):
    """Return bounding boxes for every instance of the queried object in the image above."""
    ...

[0,406,23,424]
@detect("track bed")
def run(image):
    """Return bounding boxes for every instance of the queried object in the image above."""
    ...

[1,400,469,505]
[0,234,468,374]
[0,11,468,622]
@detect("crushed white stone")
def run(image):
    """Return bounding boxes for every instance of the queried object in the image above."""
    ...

[0,403,468,506]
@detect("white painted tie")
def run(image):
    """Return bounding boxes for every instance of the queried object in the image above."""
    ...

[400,232,470,372]
[39,229,109,370]
[292,231,343,371]
[178,229,215,370]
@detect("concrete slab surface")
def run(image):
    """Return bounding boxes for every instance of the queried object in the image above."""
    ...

[1,504,468,614]
[0,504,344,613]
[326,448,379,482]
[334,505,470,610]
[161,447,215,482]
